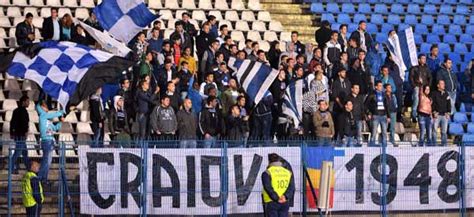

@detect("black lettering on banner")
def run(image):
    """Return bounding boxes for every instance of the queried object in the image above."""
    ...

[437,151,459,203]
[186,156,196,207]
[120,153,142,208]
[152,154,180,208]
[370,154,398,205]
[86,152,115,209]
[234,154,262,205]
[403,153,432,204]
[345,153,364,203]
[201,156,226,207]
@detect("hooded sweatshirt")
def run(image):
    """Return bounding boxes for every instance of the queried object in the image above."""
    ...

[36,104,64,141]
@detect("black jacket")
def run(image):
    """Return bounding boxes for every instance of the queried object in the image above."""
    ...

[331,78,351,112]
[136,89,158,114]
[10,106,29,136]
[346,94,365,121]
[196,31,215,59]
[89,96,105,123]
[71,33,88,45]
[226,116,245,140]
[409,64,432,87]
[199,106,222,136]
[349,59,372,95]
[177,108,197,139]
[346,46,361,66]
[170,31,192,51]
[15,21,34,46]
[41,16,59,40]
[365,91,390,117]
[109,108,129,134]
[293,40,306,55]
[431,90,451,115]
[315,27,331,49]
[337,110,357,138]
[350,30,373,50]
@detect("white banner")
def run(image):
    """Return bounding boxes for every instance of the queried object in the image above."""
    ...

[79,147,302,215]
[308,147,470,211]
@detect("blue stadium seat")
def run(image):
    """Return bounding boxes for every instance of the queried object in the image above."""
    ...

[427,35,441,43]
[391,4,404,14]
[367,23,378,33]
[421,15,435,25]
[467,123,474,133]
[348,23,358,33]
[432,24,446,35]
[374,4,388,14]
[381,23,394,33]
[337,13,351,23]
[465,53,474,62]
[428,0,442,3]
[310,3,324,13]
[448,53,462,64]
[415,24,429,35]
[462,134,474,144]
[444,0,457,4]
[387,14,401,25]
[326,3,340,13]
[453,15,466,25]
[367,0,378,3]
[404,15,418,25]
[358,3,371,13]
[407,4,421,14]
[423,4,437,14]
[449,122,464,135]
[398,23,410,31]
[437,15,451,25]
[443,34,457,44]
[413,0,425,4]
[353,14,367,24]
[466,25,474,34]
[470,15,474,24]
[460,34,474,43]
[439,4,453,14]
[371,14,384,25]
[456,5,469,15]
[454,112,469,123]
[460,0,472,4]
[321,13,335,23]
[420,43,432,54]
[448,25,463,35]
[331,23,341,31]
[396,0,410,3]
[454,43,468,54]
[438,43,451,52]
[414,34,423,44]
[460,102,469,113]
[341,3,355,13]
[376,33,388,42]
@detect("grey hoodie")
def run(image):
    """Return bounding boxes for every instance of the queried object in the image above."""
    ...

[150,105,177,134]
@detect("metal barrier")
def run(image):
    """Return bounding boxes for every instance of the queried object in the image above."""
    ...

[1,139,470,216]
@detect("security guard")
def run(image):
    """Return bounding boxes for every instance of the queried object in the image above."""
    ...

[22,161,44,216]
[262,153,295,217]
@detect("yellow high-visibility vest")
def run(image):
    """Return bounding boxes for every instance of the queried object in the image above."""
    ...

[22,171,44,207]
[262,165,292,203]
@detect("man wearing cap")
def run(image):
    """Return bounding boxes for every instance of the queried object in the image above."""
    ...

[22,161,44,216]
[262,153,295,217]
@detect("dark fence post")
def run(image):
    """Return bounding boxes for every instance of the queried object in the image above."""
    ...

[459,142,466,217]
[7,145,13,217]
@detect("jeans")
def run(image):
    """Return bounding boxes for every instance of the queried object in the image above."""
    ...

[418,115,432,146]
[10,136,30,171]
[91,122,103,148]
[137,113,149,140]
[179,140,197,148]
[356,120,363,145]
[412,87,419,118]
[203,136,216,148]
[370,115,387,147]
[265,201,289,217]
[448,91,456,113]
[317,137,332,146]
[432,115,448,146]
[38,140,53,182]
[343,136,357,147]
[26,204,42,217]
[389,112,397,144]
[251,113,273,140]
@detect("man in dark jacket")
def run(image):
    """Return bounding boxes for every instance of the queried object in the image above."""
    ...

[177,98,197,148]
[41,8,60,41]
[291,31,306,55]
[218,36,233,62]
[109,96,130,147]
[150,96,178,142]
[10,96,31,174]
[409,54,432,120]
[16,13,35,46]
[350,21,373,52]
[200,39,220,82]
[349,50,371,96]
[315,20,331,49]
[432,80,451,146]
[385,84,398,145]
[182,12,197,53]
[89,88,105,147]
[136,80,160,140]
[331,68,352,114]
[164,81,182,112]
[337,100,357,146]
[366,81,389,147]
[251,94,274,141]
[196,22,215,61]
[199,96,222,148]
[346,38,361,66]
[436,58,457,113]
[346,84,365,145]
[157,59,178,91]
[170,21,192,52]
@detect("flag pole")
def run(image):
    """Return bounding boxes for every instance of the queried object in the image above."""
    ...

[303,164,323,217]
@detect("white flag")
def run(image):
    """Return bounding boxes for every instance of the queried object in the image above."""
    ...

[79,21,131,57]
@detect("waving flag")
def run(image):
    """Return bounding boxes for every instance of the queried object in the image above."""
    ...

[79,21,131,57]
[283,79,303,129]
[228,57,279,105]
[386,27,419,81]
[94,0,158,43]
[0,41,134,108]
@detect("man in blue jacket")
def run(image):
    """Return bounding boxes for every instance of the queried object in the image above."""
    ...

[36,100,64,182]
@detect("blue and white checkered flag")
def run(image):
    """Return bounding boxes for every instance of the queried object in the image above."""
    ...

[94,0,158,43]
[4,41,134,108]
[283,79,303,129]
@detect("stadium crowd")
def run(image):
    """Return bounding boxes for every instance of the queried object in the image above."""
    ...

[11,7,474,149]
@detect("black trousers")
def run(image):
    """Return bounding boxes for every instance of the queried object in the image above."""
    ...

[26,204,42,217]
